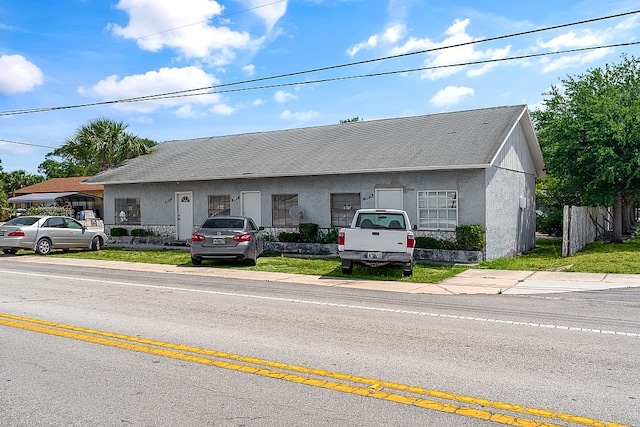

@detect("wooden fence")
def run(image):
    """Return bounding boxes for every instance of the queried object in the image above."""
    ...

[562,206,611,257]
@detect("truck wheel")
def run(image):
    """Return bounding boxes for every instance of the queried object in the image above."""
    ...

[403,262,413,277]
[341,260,353,275]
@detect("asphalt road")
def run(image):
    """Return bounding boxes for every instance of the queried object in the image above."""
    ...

[1,258,639,426]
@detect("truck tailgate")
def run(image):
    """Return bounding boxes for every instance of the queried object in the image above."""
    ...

[342,229,409,252]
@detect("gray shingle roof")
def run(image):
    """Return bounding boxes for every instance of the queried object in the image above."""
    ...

[86,105,540,184]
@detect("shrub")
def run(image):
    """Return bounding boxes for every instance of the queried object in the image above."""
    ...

[131,228,154,237]
[278,231,300,242]
[456,225,485,250]
[415,236,444,249]
[110,227,128,237]
[317,227,339,244]
[441,239,458,250]
[299,223,319,243]
[27,206,74,217]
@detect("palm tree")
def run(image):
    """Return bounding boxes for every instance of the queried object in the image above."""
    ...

[43,118,157,177]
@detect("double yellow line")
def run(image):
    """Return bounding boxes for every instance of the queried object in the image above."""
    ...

[0,312,629,427]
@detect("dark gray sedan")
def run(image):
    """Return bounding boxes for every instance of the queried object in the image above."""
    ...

[190,216,264,266]
[0,215,107,255]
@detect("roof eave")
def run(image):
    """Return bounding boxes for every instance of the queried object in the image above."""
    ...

[87,164,491,185]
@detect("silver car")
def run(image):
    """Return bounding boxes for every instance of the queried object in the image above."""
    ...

[0,215,107,255]
[190,216,264,266]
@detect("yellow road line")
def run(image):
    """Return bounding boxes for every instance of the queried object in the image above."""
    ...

[0,313,630,427]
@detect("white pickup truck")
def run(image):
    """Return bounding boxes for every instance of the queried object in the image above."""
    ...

[338,208,415,276]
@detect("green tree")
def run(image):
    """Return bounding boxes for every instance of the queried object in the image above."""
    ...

[3,169,44,195]
[39,118,157,177]
[532,54,640,243]
[339,117,362,123]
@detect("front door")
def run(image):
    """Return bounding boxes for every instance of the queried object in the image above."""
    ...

[241,191,261,226]
[176,192,193,240]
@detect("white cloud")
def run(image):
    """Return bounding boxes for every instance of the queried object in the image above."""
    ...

[78,66,223,113]
[210,103,235,115]
[535,15,639,73]
[274,90,297,103]
[541,48,613,73]
[538,30,605,51]
[347,24,407,57]
[0,54,44,95]
[252,98,265,106]
[109,0,264,65]
[240,0,287,32]
[429,86,474,108]
[281,110,319,122]
[243,64,256,76]
[390,18,512,81]
[175,104,199,118]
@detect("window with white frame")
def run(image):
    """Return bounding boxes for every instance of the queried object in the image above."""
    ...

[207,195,230,217]
[418,191,458,230]
[272,194,299,227]
[330,193,360,227]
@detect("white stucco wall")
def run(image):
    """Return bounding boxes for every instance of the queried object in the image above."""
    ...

[103,169,486,234]
[484,166,536,260]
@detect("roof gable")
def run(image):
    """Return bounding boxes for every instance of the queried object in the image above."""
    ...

[86,105,544,185]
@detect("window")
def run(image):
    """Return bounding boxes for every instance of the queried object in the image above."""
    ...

[272,194,299,227]
[331,193,360,227]
[208,195,230,217]
[114,198,141,225]
[418,191,458,230]
[43,217,65,228]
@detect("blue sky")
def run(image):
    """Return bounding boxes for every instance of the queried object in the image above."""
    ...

[1,0,639,174]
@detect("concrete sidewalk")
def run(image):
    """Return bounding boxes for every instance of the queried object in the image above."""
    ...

[6,256,640,295]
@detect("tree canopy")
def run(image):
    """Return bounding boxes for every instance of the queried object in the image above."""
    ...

[532,54,640,242]
[39,118,157,178]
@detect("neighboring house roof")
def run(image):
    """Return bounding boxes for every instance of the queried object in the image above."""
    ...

[8,192,95,204]
[85,105,544,185]
[14,177,104,195]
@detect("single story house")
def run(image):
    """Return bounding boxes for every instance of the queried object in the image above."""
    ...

[85,105,545,260]
[9,177,104,218]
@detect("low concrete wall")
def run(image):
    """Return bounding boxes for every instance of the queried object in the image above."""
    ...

[106,238,483,264]
[266,242,338,256]
[414,248,484,264]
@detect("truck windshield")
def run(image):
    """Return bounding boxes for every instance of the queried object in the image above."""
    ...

[356,214,405,229]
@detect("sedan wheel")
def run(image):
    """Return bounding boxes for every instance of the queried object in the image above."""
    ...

[2,248,18,255]
[191,256,202,266]
[35,238,52,255]
[91,236,102,251]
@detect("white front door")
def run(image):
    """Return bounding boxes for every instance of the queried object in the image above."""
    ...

[176,192,193,240]
[375,188,404,209]
[241,191,261,226]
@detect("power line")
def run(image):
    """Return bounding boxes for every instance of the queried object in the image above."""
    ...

[1,9,639,118]
[0,139,57,149]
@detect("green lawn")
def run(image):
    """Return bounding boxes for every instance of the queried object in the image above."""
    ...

[18,236,640,283]
[480,237,640,274]
[46,249,466,283]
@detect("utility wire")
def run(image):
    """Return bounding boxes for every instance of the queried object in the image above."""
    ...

[2,40,638,117]
[0,9,639,118]
[0,139,57,149]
